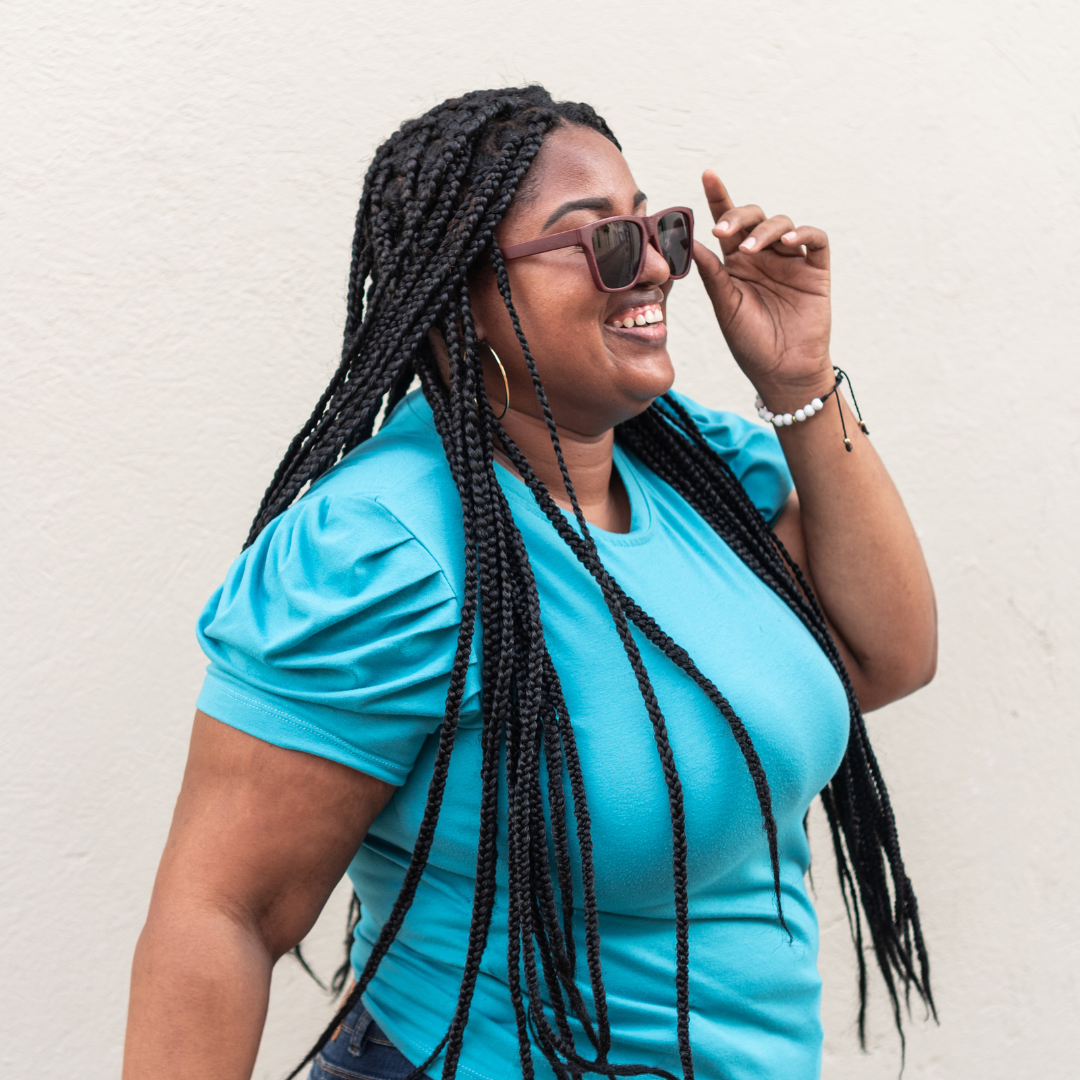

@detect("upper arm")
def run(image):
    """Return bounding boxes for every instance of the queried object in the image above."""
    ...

[150,711,395,960]
[173,490,466,955]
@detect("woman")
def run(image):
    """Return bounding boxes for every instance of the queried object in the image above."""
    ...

[124,86,936,1080]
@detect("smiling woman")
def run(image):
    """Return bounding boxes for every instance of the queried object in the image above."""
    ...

[123,86,937,1080]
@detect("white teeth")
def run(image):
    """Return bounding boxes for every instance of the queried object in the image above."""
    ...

[610,305,664,328]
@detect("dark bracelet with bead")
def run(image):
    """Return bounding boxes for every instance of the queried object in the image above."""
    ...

[754,367,869,452]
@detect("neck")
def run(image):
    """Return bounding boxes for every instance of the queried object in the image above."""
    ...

[494,407,631,534]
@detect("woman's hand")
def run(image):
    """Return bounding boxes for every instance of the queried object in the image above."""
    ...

[692,169,833,405]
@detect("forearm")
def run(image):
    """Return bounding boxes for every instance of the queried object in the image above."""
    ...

[766,371,937,708]
[123,900,274,1080]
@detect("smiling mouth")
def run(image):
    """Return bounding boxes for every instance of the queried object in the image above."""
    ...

[605,302,665,329]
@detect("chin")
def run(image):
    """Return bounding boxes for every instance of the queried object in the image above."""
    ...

[618,351,676,404]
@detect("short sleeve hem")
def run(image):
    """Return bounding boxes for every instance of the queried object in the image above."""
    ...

[197,666,413,786]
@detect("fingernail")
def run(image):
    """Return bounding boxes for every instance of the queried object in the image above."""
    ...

[718,221,733,234]
[782,231,798,242]
[740,236,757,250]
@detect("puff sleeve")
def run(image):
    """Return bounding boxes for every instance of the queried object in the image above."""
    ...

[195,493,479,785]
[668,391,794,523]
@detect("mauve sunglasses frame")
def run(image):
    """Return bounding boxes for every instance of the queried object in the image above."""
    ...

[499,206,695,293]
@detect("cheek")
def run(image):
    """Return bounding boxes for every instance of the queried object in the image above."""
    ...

[510,266,606,350]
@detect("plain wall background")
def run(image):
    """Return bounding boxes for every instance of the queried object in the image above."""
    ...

[3,1,1078,1076]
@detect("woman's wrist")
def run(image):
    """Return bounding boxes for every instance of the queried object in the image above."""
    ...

[755,364,871,453]
[750,363,838,415]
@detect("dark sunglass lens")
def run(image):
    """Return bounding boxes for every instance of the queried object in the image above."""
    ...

[592,220,642,289]
[657,212,692,276]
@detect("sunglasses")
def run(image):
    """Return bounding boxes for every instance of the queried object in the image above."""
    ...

[500,206,694,292]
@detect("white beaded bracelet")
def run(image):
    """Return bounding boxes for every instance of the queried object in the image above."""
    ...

[754,392,828,427]
[754,368,869,452]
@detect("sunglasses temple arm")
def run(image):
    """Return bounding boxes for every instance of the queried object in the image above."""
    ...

[501,228,583,261]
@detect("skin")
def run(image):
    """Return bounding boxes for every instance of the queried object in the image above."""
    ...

[124,713,394,1079]
[124,123,936,1079]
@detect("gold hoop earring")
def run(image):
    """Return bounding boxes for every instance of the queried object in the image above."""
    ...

[485,343,510,420]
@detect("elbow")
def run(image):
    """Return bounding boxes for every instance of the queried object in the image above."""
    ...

[834,574,938,712]
[913,595,939,690]
[856,628,937,712]
[907,615,939,692]
[897,647,937,701]
[918,634,938,689]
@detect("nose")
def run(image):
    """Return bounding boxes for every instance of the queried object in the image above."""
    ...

[639,234,672,286]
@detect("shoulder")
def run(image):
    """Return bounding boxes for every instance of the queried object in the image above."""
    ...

[194,391,478,781]
[204,488,459,660]
[291,391,467,584]
[666,389,793,523]
[311,392,462,549]
[203,391,467,661]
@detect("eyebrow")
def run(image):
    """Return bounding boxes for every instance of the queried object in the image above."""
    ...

[541,190,648,232]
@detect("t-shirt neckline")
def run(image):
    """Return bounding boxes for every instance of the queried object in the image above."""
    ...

[494,444,655,546]
[400,390,655,545]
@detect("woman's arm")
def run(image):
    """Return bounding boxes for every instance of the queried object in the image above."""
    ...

[123,711,395,1080]
[693,170,937,711]
[769,410,937,711]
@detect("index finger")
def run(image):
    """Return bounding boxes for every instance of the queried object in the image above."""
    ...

[702,169,736,223]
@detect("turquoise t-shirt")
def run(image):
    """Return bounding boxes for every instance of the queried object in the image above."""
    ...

[196,389,849,1080]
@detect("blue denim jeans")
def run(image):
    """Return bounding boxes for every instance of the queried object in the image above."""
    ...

[309,998,427,1080]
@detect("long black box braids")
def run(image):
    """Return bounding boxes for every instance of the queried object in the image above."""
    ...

[240,87,933,1080]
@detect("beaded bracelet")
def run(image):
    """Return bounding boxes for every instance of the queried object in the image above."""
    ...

[754,367,869,452]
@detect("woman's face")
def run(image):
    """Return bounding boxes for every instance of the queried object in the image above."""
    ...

[469,124,676,437]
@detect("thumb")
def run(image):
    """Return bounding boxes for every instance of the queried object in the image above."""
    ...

[692,239,741,323]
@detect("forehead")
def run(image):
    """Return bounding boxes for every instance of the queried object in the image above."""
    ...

[502,125,640,236]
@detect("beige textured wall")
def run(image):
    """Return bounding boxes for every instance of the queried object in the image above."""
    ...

[3,1,1078,1076]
